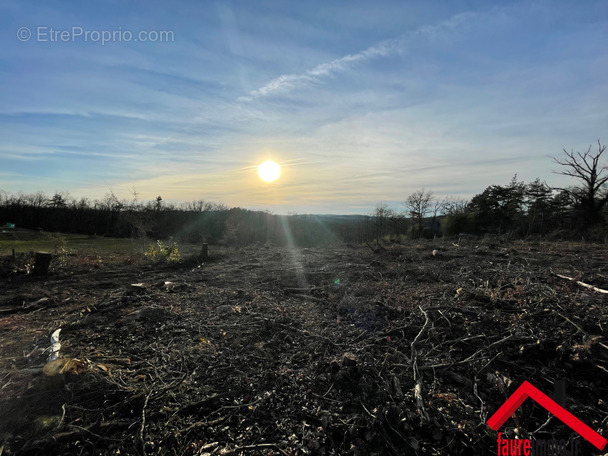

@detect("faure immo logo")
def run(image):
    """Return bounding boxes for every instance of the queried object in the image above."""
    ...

[487,381,607,455]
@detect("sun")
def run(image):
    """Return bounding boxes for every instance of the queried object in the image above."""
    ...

[257,160,281,182]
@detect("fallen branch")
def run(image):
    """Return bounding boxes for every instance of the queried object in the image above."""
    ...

[414,380,430,423]
[177,416,226,438]
[19,420,133,453]
[557,312,586,335]
[136,390,153,456]
[411,306,431,423]
[419,333,513,370]
[221,443,290,456]
[173,390,243,417]
[0,297,49,315]
[555,273,608,294]
[411,306,431,381]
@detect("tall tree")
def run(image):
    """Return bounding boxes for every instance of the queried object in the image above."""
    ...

[405,188,433,236]
[50,193,68,208]
[469,176,525,234]
[373,202,396,245]
[155,195,163,211]
[525,179,552,235]
[553,140,608,224]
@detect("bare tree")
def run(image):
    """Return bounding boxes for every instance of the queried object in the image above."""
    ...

[98,191,124,211]
[405,188,433,236]
[72,197,90,210]
[553,140,608,224]
[182,200,214,212]
[429,198,445,236]
[442,196,469,216]
[24,191,47,208]
[373,202,396,246]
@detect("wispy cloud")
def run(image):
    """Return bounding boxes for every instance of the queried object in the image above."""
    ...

[239,10,482,101]
[239,42,394,101]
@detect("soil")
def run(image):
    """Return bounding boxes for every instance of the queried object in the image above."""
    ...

[1,239,607,455]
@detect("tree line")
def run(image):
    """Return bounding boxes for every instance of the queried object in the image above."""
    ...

[0,190,373,246]
[376,141,608,241]
[1,141,606,245]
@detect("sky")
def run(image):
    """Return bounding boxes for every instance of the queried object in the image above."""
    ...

[1,0,607,214]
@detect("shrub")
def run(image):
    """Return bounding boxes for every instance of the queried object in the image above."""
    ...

[50,233,70,267]
[145,240,180,263]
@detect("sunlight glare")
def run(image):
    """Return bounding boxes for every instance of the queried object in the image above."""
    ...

[258,160,281,182]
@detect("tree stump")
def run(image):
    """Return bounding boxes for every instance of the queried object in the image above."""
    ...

[34,252,52,275]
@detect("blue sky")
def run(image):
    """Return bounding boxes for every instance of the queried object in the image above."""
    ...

[1,0,607,214]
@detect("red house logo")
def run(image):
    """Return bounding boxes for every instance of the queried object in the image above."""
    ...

[487,380,607,450]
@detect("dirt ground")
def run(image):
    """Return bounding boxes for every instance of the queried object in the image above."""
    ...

[1,239,607,455]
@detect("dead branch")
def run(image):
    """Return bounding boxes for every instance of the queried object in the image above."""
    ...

[0,297,49,315]
[419,334,514,370]
[555,273,608,294]
[177,416,226,438]
[411,306,431,381]
[221,443,290,456]
[411,306,431,423]
[556,312,586,335]
[136,390,153,456]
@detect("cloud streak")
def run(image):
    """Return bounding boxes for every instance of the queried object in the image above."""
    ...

[241,42,393,100]
[240,10,481,101]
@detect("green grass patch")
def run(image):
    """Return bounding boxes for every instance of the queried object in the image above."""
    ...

[0,229,145,259]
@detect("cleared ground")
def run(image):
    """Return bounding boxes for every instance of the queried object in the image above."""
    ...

[0,234,607,455]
